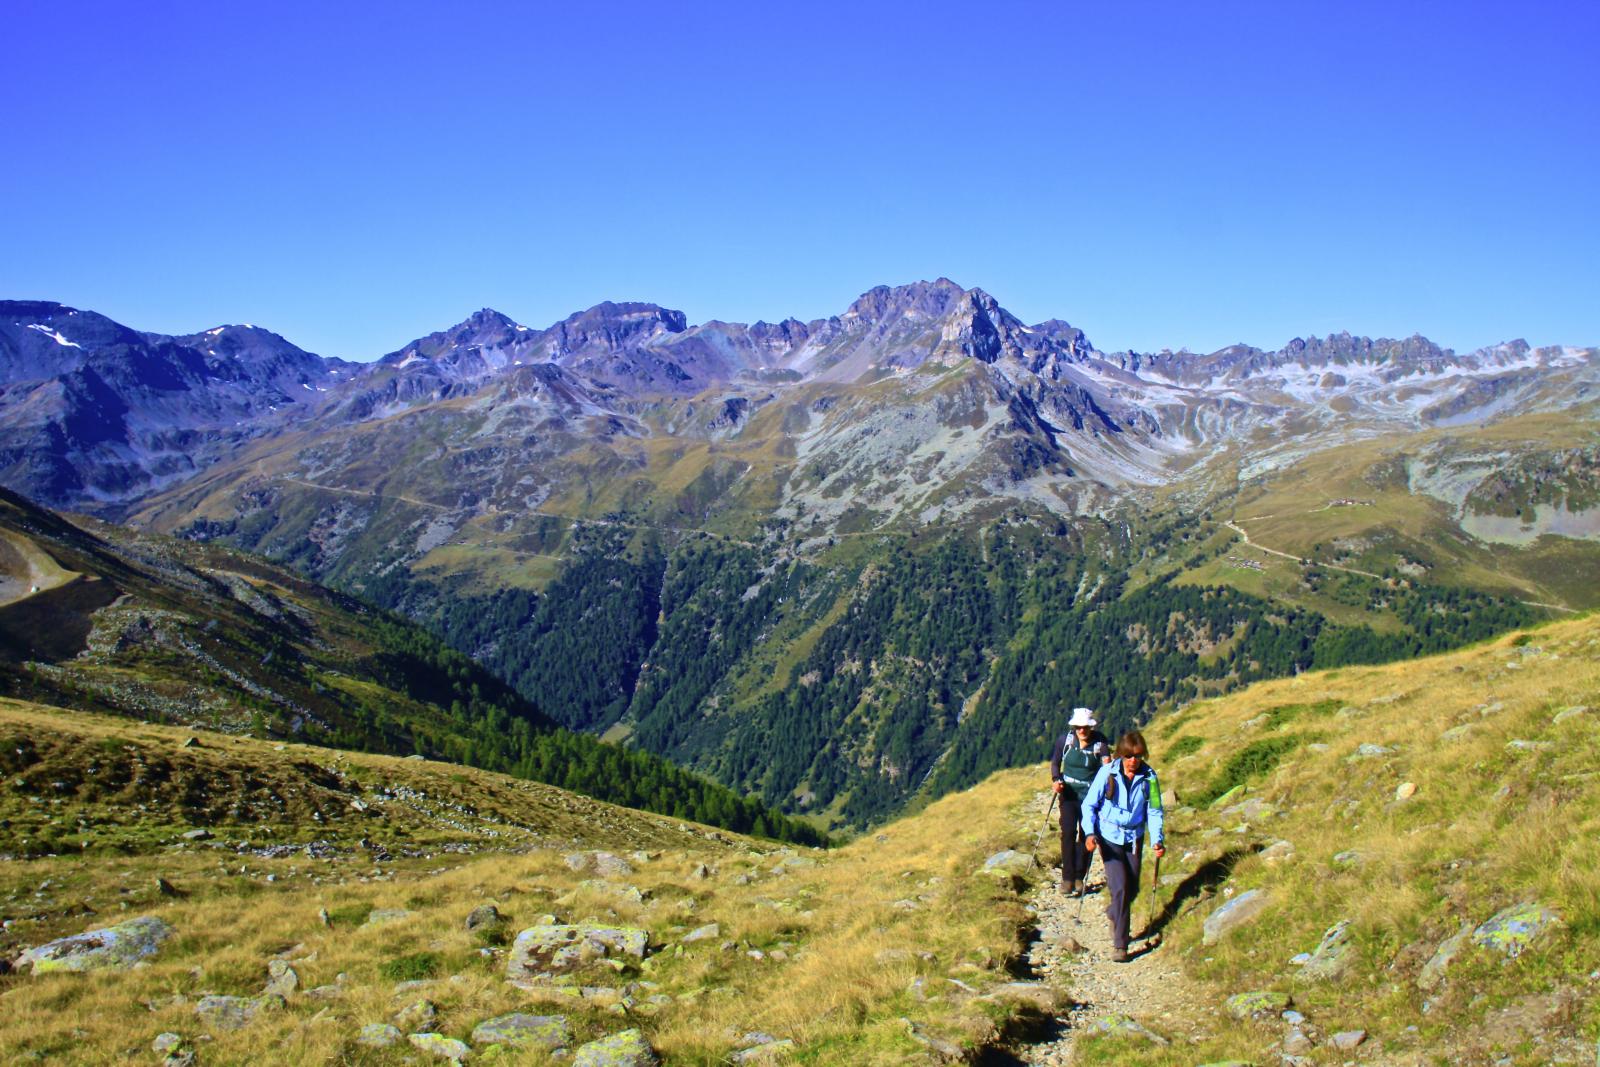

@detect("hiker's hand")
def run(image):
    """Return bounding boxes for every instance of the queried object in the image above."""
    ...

[1052,781,1064,795]
[1153,843,1166,858]
[1085,835,1097,852]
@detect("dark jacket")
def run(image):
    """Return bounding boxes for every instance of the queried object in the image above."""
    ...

[1050,730,1110,799]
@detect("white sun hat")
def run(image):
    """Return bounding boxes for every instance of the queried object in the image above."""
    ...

[1067,707,1098,728]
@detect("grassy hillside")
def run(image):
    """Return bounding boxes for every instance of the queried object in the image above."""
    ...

[4,612,1596,1064]
[0,701,1043,1065]
[0,489,821,846]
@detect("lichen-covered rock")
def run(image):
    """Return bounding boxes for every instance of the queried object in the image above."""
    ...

[465,905,502,931]
[1472,902,1561,958]
[1091,1014,1168,1044]
[564,851,635,879]
[394,998,439,1032]
[408,1032,472,1061]
[1331,1029,1368,1050]
[195,993,286,1031]
[1224,990,1291,1018]
[1202,890,1269,945]
[680,923,720,944]
[1331,850,1365,868]
[572,1027,659,1066]
[357,1023,403,1048]
[1417,923,1472,990]
[17,916,174,973]
[731,1039,796,1063]
[1258,839,1296,864]
[471,1013,572,1051]
[1297,919,1353,982]
[979,850,1035,876]
[506,924,650,982]
[364,908,414,926]
[263,958,299,996]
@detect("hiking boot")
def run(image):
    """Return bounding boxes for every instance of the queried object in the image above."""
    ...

[1072,879,1084,894]
[1111,947,1130,963]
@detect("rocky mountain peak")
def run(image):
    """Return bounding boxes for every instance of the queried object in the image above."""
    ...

[842,278,973,326]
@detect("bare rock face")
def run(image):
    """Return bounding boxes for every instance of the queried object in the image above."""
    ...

[17,915,174,973]
[1202,890,1270,945]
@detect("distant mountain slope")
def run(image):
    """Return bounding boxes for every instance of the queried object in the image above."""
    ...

[0,487,821,844]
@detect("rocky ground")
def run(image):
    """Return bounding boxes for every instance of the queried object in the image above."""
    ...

[1014,791,1216,1064]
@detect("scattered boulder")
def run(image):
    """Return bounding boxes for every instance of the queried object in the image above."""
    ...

[983,981,1060,1012]
[1350,743,1394,759]
[1417,923,1472,991]
[1258,840,1295,865]
[1091,1014,1168,1045]
[1505,739,1553,753]
[471,1013,573,1051]
[731,1039,795,1064]
[263,958,299,997]
[1224,990,1291,1019]
[1331,850,1365,868]
[900,1018,964,1061]
[1552,705,1590,725]
[1221,797,1277,821]
[152,1033,184,1053]
[681,923,720,945]
[979,850,1035,877]
[357,1023,403,1048]
[565,852,635,879]
[1283,1028,1313,1054]
[1395,781,1417,801]
[364,908,414,926]
[394,998,439,1032]
[181,829,212,841]
[408,1032,472,1061]
[506,924,651,982]
[1472,902,1562,958]
[1297,919,1354,982]
[1202,889,1269,945]
[572,1027,660,1066]
[195,993,285,1031]
[465,905,502,931]
[688,863,712,881]
[1331,1029,1368,1050]
[17,915,174,973]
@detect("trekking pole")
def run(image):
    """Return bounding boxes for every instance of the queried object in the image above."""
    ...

[1030,791,1058,857]
[1144,850,1163,943]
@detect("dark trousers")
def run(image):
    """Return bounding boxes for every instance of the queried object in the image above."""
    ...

[1099,833,1143,951]
[1058,790,1091,882]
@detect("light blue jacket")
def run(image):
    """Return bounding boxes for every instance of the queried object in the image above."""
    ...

[1081,760,1165,848]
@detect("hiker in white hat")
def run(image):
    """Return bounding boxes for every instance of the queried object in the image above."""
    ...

[1049,706,1111,894]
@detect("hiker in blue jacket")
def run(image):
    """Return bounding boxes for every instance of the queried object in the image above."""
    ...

[1082,730,1165,962]
[1049,706,1111,895]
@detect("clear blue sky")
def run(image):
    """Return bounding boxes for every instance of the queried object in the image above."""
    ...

[5,1,1596,360]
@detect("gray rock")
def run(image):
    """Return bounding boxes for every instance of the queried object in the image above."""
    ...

[681,922,720,944]
[506,924,650,982]
[394,998,439,1031]
[364,908,414,926]
[1331,1029,1367,1050]
[357,1023,403,1048]
[1283,1028,1313,1054]
[564,851,635,879]
[1091,1014,1168,1045]
[1297,919,1353,982]
[1224,990,1291,1019]
[262,958,299,997]
[688,863,711,880]
[1350,743,1394,759]
[901,1018,964,1060]
[572,1027,659,1066]
[1472,902,1562,958]
[152,1033,184,1053]
[465,905,502,931]
[1202,890,1269,945]
[471,1012,573,1050]
[1331,850,1365,868]
[979,850,1035,877]
[1417,923,1472,991]
[1281,1010,1305,1025]
[17,915,174,973]
[408,1032,471,1061]
[731,1040,795,1063]
[1552,705,1590,724]
[1258,840,1295,864]
[195,993,285,1031]
[1505,739,1554,753]
[1222,797,1278,821]
[984,981,1059,1012]
[181,829,212,841]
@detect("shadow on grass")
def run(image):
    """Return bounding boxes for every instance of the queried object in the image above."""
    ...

[1137,843,1259,941]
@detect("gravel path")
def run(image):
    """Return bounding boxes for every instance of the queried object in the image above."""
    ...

[1016,792,1215,1064]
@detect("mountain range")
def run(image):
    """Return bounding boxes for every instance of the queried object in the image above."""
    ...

[3,281,1597,829]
